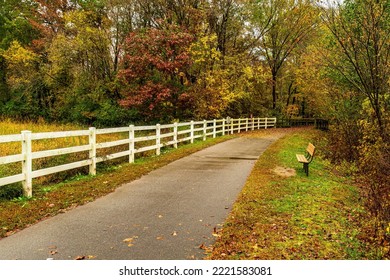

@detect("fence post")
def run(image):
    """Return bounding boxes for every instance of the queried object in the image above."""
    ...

[203,120,207,141]
[246,118,249,131]
[156,124,161,155]
[222,119,226,136]
[173,122,178,149]
[89,127,96,176]
[252,117,255,131]
[213,119,217,138]
[21,130,32,197]
[190,121,194,144]
[265,117,268,129]
[129,125,135,163]
[231,118,234,135]
[238,118,241,133]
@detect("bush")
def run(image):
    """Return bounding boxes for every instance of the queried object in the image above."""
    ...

[94,100,137,128]
[0,184,23,200]
[358,120,390,217]
[323,99,390,257]
[324,120,361,163]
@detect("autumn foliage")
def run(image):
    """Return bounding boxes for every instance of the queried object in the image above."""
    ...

[118,25,194,121]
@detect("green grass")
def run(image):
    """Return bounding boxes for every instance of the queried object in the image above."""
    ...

[208,128,378,259]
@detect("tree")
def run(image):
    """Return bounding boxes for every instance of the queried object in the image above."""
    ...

[1,41,38,87]
[0,0,40,49]
[206,0,243,58]
[322,0,390,138]
[251,0,319,111]
[44,7,123,124]
[118,23,194,121]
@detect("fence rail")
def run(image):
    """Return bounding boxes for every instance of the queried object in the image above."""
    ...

[276,118,329,130]
[0,117,276,197]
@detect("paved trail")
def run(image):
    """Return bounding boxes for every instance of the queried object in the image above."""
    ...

[0,134,283,260]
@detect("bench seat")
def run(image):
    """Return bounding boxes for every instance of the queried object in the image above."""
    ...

[296,154,309,163]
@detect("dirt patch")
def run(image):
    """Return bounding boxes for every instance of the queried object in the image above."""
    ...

[272,166,296,177]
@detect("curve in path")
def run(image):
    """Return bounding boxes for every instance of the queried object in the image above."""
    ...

[0,134,284,260]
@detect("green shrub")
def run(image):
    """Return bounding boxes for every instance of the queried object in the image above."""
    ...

[0,184,23,200]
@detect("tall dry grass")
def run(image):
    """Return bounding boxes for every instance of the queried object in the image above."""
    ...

[0,119,129,193]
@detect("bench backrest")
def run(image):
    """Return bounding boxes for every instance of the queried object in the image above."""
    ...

[306,143,315,159]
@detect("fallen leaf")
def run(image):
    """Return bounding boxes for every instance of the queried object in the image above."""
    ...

[74,256,85,260]
[171,231,178,236]
[123,236,138,247]
[212,226,221,237]
[123,238,134,243]
[49,250,58,255]
[156,236,164,240]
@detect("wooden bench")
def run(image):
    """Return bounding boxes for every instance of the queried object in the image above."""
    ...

[296,143,315,176]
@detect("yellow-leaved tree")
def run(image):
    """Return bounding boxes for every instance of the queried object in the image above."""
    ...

[188,33,269,119]
[1,41,38,88]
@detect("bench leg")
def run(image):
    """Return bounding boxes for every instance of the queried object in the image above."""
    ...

[303,163,309,176]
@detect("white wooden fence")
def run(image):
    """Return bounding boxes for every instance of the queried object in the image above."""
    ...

[0,117,276,197]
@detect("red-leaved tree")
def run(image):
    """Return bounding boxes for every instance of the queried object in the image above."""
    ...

[118,23,194,121]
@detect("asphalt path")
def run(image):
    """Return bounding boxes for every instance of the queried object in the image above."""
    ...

[0,135,282,260]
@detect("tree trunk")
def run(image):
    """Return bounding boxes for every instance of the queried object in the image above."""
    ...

[271,72,277,110]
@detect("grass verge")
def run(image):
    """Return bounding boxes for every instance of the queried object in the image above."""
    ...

[208,128,379,259]
[0,135,235,239]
